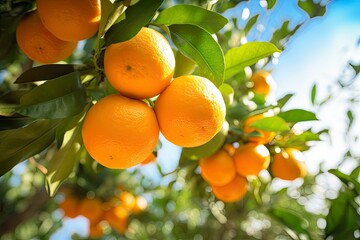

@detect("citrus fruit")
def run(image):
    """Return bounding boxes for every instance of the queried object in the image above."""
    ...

[154,75,226,147]
[118,192,135,211]
[182,121,229,160]
[132,196,148,214]
[271,148,307,180]
[200,149,236,186]
[233,143,270,177]
[36,0,101,41]
[104,205,128,234]
[250,71,275,96]
[243,112,276,144]
[89,222,104,239]
[16,11,77,63]
[104,27,175,99]
[79,198,103,223]
[211,175,248,203]
[141,153,156,165]
[82,94,159,169]
[59,194,79,218]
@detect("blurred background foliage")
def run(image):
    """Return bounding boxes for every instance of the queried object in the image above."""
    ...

[0,0,359,239]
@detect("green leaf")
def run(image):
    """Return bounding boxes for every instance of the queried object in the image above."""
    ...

[277,93,294,108]
[325,192,349,237]
[105,0,164,45]
[244,15,258,35]
[170,24,224,86]
[0,116,34,130]
[15,64,90,83]
[174,50,196,77]
[225,42,280,79]
[97,0,125,38]
[269,207,310,236]
[329,169,360,195]
[267,0,277,9]
[0,119,58,176]
[347,110,354,126]
[46,126,82,196]
[349,63,360,75]
[286,131,321,143]
[0,90,29,116]
[250,116,289,131]
[278,109,317,123]
[298,0,326,18]
[18,72,88,119]
[311,83,317,105]
[219,83,234,106]
[154,4,228,33]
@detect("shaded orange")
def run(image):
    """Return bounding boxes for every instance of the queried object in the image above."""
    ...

[250,71,275,96]
[16,11,77,63]
[104,205,128,234]
[132,196,148,214]
[79,198,103,223]
[243,113,276,144]
[199,150,236,186]
[211,175,248,203]
[89,222,104,239]
[82,94,159,169]
[271,148,307,181]
[154,75,226,147]
[36,0,101,41]
[222,143,236,156]
[59,195,79,218]
[233,143,270,177]
[104,27,175,99]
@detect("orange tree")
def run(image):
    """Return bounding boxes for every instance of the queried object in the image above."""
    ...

[0,0,359,239]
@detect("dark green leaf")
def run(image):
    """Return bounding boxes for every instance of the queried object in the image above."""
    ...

[278,109,317,123]
[46,125,82,196]
[98,0,125,38]
[325,192,349,237]
[349,63,360,75]
[0,90,29,116]
[154,4,228,33]
[244,15,258,35]
[329,169,360,194]
[269,207,310,236]
[18,71,87,119]
[170,24,224,86]
[311,83,317,105]
[298,0,326,18]
[225,42,280,79]
[105,0,163,45]
[15,64,90,83]
[250,116,289,131]
[0,119,58,176]
[0,116,34,130]
[347,110,354,126]
[277,93,294,108]
[267,0,277,9]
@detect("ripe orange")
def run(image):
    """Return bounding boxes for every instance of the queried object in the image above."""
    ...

[141,153,156,165]
[59,194,79,218]
[199,150,236,186]
[211,175,248,203]
[89,222,104,239]
[243,113,276,144]
[104,27,175,99]
[222,143,236,156]
[82,94,159,169]
[16,11,77,64]
[154,75,226,147]
[104,205,128,234]
[132,196,148,214]
[36,0,101,41]
[250,71,275,96]
[118,192,135,211]
[233,143,270,177]
[271,148,307,180]
[79,198,103,223]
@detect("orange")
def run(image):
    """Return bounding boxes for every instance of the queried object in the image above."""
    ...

[222,143,236,156]
[118,192,135,211]
[59,194,79,218]
[250,71,275,96]
[154,75,226,147]
[79,198,103,223]
[211,175,248,203]
[271,148,307,180]
[132,196,148,214]
[141,153,156,165]
[16,11,77,64]
[89,222,104,239]
[104,27,175,99]
[104,205,128,234]
[199,150,236,186]
[82,94,159,169]
[233,143,270,177]
[36,0,101,41]
[243,113,276,144]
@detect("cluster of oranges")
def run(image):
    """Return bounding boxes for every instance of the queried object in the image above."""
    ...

[58,188,147,238]
[16,0,101,63]
[82,27,226,169]
[199,72,306,203]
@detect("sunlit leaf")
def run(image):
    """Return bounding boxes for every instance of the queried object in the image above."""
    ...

[278,109,317,123]
[174,50,196,77]
[98,0,125,38]
[267,0,277,9]
[219,83,234,106]
[277,93,294,108]
[105,0,163,45]
[269,207,310,236]
[311,83,317,105]
[170,24,224,86]
[225,42,280,79]
[0,120,58,176]
[154,4,228,33]
[18,71,87,119]
[244,14,258,35]
[250,116,289,131]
